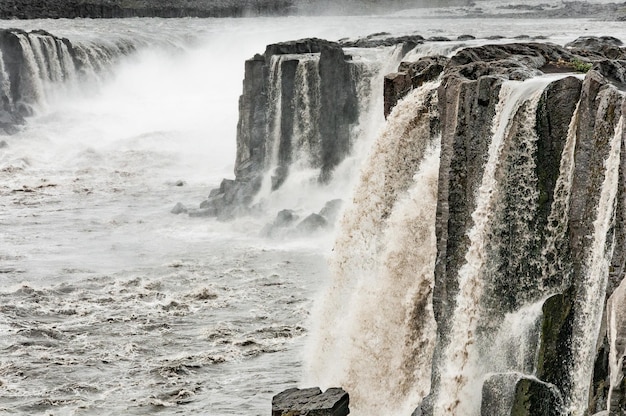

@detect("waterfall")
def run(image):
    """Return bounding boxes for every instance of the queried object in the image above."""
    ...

[434,78,553,416]
[540,101,580,290]
[0,29,135,121]
[305,81,440,415]
[250,44,411,217]
[567,115,624,415]
[292,55,322,169]
[15,32,45,108]
[255,53,324,204]
[254,54,285,204]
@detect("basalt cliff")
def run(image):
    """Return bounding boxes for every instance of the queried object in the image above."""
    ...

[303,35,626,416]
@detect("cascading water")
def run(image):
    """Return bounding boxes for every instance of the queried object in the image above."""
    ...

[254,54,285,203]
[305,80,440,415]
[434,77,557,416]
[567,115,624,414]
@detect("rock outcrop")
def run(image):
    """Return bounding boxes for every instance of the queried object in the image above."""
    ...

[399,38,626,416]
[202,37,359,219]
[272,387,349,416]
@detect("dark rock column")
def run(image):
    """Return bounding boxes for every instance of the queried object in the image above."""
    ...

[318,42,358,183]
[235,54,268,182]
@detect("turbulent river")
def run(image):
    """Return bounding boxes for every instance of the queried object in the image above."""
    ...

[0,14,625,416]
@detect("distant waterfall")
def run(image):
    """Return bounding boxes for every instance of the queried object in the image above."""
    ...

[305,81,440,415]
[0,29,134,120]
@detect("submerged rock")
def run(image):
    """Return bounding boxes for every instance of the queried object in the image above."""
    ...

[272,387,349,416]
[170,202,188,215]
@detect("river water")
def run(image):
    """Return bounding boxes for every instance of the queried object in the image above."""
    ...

[0,14,625,416]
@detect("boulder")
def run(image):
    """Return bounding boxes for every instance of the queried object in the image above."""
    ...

[319,199,343,224]
[296,213,328,233]
[261,209,300,237]
[272,387,349,416]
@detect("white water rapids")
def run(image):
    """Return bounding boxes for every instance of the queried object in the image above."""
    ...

[1,15,626,416]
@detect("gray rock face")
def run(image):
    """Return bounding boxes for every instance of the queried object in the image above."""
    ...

[413,37,626,416]
[319,199,343,224]
[260,209,299,237]
[272,387,349,416]
[170,202,188,215]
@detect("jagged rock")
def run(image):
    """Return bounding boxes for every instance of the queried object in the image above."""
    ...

[384,72,413,119]
[319,199,343,224]
[536,292,575,390]
[384,55,447,117]
[272,387,349,416]
[566,36,623,51]
[481,373,565,416]
[457,34,476,41]
[200,178,261,218]
[170,202,188,215]
[296,213,328,233]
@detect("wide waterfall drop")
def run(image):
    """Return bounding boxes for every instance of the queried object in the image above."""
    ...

[305,80,440,415]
